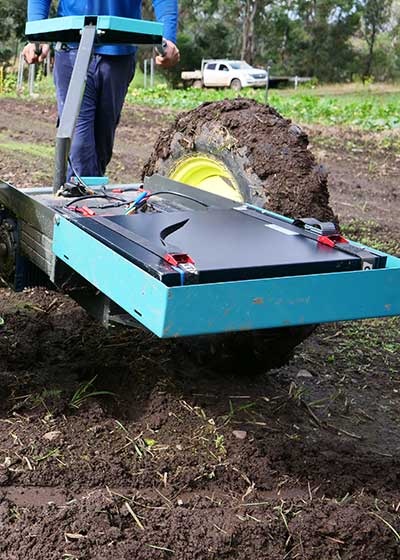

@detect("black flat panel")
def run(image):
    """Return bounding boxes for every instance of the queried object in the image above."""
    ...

[69,208,384,286]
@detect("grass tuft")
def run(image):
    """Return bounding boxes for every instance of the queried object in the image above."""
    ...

[69,376,114,409]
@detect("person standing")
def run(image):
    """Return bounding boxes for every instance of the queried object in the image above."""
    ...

[23,0,179,180]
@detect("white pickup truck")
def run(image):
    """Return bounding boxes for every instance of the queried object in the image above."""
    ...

[181,59,267,91]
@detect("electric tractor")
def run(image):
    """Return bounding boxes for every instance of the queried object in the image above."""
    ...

[0,15,399,369]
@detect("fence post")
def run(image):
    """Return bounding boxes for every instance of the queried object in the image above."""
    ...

[264,64,271,105]
[28,63,35,96]
[17,52,25,92]
[144,59,148,89]
[150,57,154,88]
[294,76,299,89]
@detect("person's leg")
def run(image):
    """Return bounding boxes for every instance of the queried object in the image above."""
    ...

[53,49,100,179]
[94,55,136,175]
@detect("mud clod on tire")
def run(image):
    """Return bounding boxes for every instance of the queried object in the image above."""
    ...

[142,98,335,222]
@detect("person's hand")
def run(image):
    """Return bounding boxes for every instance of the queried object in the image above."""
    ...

[155,39,180,68]
[22,43,50,64]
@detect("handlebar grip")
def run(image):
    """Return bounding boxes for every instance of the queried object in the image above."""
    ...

[34,42,42,56]
[156,39,168,57]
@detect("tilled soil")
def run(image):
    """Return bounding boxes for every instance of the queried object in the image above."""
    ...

[0,97,399,559]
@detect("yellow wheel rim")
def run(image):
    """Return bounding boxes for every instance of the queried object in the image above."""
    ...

[169,154,244,202]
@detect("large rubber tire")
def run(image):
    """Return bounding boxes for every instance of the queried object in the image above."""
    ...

[174,325,318,374]
[142,99,336,370]
[143,99,334,221]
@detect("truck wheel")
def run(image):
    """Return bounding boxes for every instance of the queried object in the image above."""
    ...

[192,79,203,88]
[142,98,335,370]
[230,78,242,91]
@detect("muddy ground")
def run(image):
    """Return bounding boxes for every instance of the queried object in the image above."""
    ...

[0,97,399,559]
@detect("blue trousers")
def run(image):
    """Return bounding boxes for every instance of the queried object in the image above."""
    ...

[54,49,136,179]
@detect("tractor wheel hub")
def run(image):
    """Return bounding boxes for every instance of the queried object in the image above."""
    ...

[169,154,244,202]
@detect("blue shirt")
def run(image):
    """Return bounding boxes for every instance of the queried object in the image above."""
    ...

[28,0,178,55]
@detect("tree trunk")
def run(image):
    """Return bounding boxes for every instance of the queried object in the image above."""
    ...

[364,24,376,79]
[241,0,258,64]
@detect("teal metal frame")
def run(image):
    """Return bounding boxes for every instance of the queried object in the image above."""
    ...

[25,15,163,42]
[53,215,400,338]
[97,15,163,37]
[19,15,400,338]
[26,15,90,35]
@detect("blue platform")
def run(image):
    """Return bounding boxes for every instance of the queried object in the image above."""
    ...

[53,215,400,338]
[25,15,163,45]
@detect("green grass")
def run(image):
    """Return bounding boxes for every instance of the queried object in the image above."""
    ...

[337,317,400,355]
[341,219,400,256]
[0,136,54,159]
[330,317,400,372]
[69,376,114,409]
[130,64,167,89]
[2,74,400,131]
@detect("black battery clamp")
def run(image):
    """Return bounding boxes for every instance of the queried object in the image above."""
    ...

[292,217,385,270]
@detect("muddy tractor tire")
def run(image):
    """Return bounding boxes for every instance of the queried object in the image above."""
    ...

[142,98,335,370]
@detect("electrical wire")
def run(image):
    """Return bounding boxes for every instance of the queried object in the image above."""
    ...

[64,187,209,215]
[83,201,128,209]
[146,191,209,207]
[64,193,128,208]
[67,157,89,191]
[125,190,209,215]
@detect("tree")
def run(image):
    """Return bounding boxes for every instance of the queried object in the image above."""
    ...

[241,0,259,63]
[0,0,26,41]
[0,0,27,65]
[361,0,393,78]
[290,0,362,80]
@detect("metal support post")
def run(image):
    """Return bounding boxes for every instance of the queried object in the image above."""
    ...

[144,59,148,88]
[264,63,271,105]
[46,52,51,76]
[150,57,154,88]
[17,53,25,92]
[53,24,97,194]
[28,64,35,96]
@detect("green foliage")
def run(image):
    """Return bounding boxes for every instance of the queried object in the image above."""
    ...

[129,64,167,89]
[124,84,400,131]
[256,0,362,81]
[0,0,26,41]
[170,0,398,81]
[273,91,400,130]
[162,32,204,88]
[0,47,13,66]
[0,71,17,94]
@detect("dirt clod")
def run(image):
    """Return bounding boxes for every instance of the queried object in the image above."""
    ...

[143,98,335,221]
